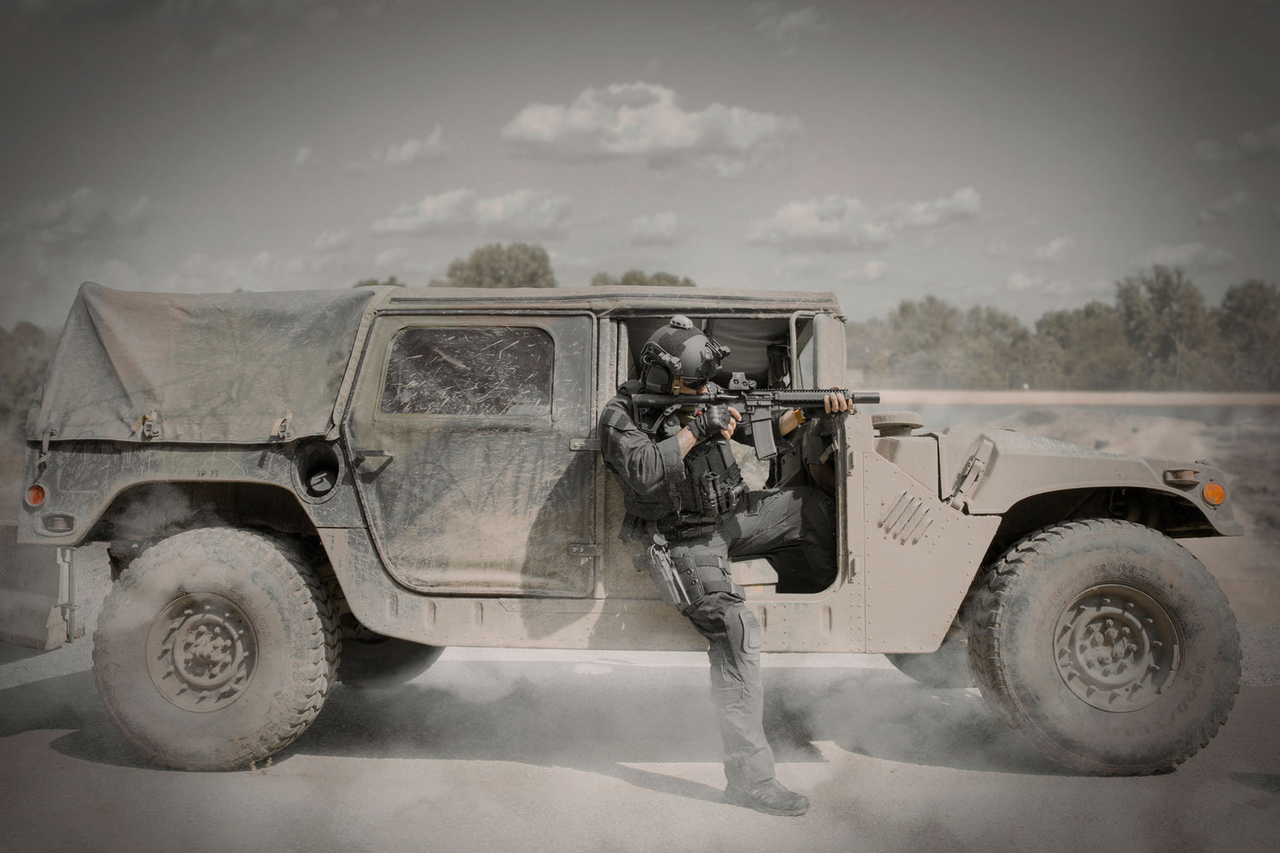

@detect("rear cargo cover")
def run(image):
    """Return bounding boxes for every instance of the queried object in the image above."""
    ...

[27,282,377,444]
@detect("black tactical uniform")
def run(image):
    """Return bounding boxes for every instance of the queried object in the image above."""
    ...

[597,317,837,817]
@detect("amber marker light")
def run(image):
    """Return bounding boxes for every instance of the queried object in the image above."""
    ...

[24,484,46,507]
[1202,483,1226,507]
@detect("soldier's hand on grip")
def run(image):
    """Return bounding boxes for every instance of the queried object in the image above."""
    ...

[689,404,740,441]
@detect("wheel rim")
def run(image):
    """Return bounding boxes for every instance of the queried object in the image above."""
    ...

[146,593,258,713]
[1053,583,1181,712]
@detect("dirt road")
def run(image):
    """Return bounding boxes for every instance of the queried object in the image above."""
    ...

[2,617,1278,853]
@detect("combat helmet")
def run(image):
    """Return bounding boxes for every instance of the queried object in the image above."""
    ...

[639,315,730,393]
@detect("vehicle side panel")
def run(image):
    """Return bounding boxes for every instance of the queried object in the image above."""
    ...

[862,451,1000,652]
[18,441,363,545]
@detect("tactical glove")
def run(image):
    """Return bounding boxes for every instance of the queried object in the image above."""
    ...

[689,404,734,440]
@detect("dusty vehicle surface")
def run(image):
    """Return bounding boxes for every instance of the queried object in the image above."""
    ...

[18,282,1243,774]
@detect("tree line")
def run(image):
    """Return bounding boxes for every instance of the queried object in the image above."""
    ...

[848,266,1280,392]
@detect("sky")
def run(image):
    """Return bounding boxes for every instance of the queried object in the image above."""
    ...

[1,0,1278,331]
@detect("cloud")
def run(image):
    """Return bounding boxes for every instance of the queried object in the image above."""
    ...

[374,247,410,268]
[5,187,151,250]
[371,188,476,235]
[501,82,803,176]
[475,189,572,239]
[293,146,320,168]
[894,187,982,229]
[746,3,828,53]
[13,0,357,59]
[986,240,1010,258]
[747,196,886,252]
[747,188,981,253]
[1031,236,1075,263]
[169,247,348,290]
[371,188,571,240]
[1005,273,1112,301]
[1197,190,1249,224]
[349,125,450,171]
[1240,122,1280,158]
[370,248,438,277]
[840,260,889,282]
[627,211,681,246]
[0,187,154,324]
[1007,270,1049,292]
[1194,119,1280,162]
[313,229,351,252]
[1132,242,1234,272]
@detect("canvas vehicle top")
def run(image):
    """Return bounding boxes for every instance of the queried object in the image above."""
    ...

[15,281,1245,776]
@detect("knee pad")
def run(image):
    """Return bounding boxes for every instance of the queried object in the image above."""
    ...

[726,605,762,657]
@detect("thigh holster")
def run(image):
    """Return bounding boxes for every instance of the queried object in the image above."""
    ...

[673,552,745,603]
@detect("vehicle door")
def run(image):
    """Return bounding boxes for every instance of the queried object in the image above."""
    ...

[343,313,597,597]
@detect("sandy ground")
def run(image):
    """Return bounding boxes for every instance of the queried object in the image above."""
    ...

[2,595,1278,853]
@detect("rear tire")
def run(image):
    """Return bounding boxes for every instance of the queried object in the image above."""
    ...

[968,519,1240,775]
[92,528,339,770]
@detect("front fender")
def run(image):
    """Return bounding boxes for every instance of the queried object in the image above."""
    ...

[935,426,1242,537]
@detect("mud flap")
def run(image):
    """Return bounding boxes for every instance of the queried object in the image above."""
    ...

[0,523,76,650]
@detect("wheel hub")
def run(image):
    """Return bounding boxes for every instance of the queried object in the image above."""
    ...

[147,593,257,713]
[1054,584,1180,712]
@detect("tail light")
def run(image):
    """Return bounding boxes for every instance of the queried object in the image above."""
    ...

[24,483,46,508]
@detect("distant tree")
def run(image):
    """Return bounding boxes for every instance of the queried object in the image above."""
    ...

[882,296,964,387]
[957,306,1036,389]
[1035,302,1143,390]
[1116,266,1217,389]
[1217,279,1280,390]
[437,243,556,289]
[889,295,962,356]
[844,317,895,384]
[353,276,404,288]
[592,269,696,288]
[0,322,57,442]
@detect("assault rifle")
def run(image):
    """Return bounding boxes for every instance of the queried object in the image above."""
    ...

[631,373,880,460]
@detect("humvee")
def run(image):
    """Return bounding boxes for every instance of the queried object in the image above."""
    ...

[18,282,1242,774]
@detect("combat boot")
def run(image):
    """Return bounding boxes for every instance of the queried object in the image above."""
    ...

[724,777,810,816]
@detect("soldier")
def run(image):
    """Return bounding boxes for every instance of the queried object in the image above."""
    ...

[597,315,849,817]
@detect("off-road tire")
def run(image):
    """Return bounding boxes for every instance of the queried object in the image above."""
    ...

[92,527,339,770]
[968,519,1240,775]
[886,620,975,689]
[337,620,444,689]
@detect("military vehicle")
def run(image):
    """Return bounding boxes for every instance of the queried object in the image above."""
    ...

[17,282,1242,774]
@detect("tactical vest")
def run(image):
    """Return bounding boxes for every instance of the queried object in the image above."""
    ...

[682,438,747,522]
[602,385,747,533]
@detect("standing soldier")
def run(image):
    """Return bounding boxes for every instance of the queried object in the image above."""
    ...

[597,315,849,816]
